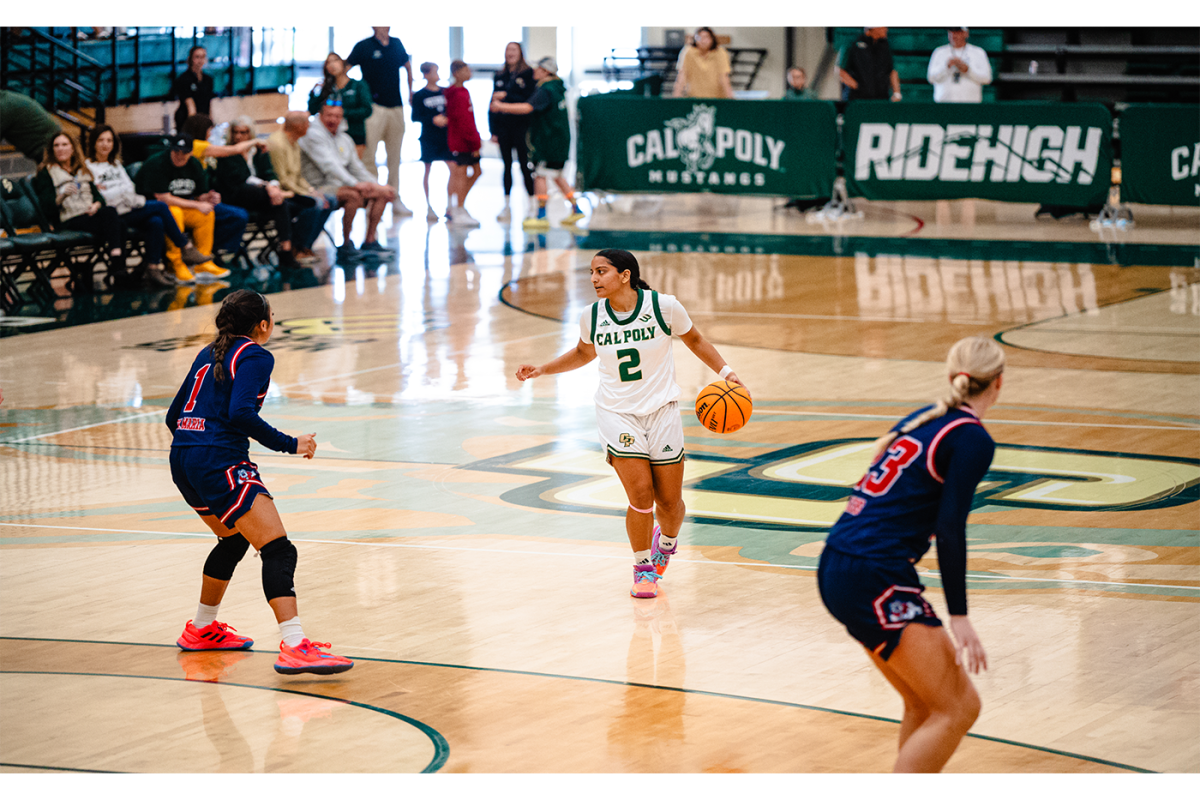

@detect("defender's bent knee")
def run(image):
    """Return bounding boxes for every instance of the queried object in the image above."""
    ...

[203,533,250,581]
[260,536,298,601]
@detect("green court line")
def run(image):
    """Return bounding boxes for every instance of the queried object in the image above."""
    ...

[0,763,124,774]
[0,637,1152,773]
[0,667,449,774]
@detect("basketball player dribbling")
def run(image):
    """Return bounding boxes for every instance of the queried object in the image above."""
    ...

[818,336,1004,771]
[515,249,746,598]
[166,289,353,675]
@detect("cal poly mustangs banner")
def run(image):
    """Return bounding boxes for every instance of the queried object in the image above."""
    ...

[845,101,1113,206]
[577,95,837,198]
[1119,105,1200,206]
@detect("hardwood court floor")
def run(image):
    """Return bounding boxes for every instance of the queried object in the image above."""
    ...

[1,183,1198,778]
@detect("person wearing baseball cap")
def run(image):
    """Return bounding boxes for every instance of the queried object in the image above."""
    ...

[927,27,993,103]
[133,136,234,283]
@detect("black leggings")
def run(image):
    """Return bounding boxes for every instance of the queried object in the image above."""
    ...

[225,184,293,242]
[61,206,125,253]
[496,127,535,198]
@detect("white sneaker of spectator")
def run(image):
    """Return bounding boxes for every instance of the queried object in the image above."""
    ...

[448,206,481,227]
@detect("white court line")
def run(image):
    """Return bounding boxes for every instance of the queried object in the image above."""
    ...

[1,522,1195,592]
[689,310,931,323]
[0,329,565,444]
[761,410,1200,432]
[1,409,167,444]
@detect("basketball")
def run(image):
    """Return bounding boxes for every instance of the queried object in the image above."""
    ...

[695,380,753,434]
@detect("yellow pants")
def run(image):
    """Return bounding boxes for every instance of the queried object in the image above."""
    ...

[165,207,217,271]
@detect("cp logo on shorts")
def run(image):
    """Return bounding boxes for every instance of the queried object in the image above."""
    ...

[620,433,635,446]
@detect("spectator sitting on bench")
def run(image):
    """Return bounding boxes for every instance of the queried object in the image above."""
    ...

[214,116,308,271]
[299,102,395,259]
[32,131,127,275]
[134,136,242,284]
[266,111,335,262]
[86,123,209,287]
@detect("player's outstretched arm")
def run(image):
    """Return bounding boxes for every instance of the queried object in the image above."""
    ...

[679,326,746,392]
[516,339,597,381]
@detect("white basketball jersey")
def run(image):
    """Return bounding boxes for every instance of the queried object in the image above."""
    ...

[579,289,694,416]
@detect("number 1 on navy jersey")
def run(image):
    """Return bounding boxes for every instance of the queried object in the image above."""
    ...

[858,436,923,496]
[182,364,211,413]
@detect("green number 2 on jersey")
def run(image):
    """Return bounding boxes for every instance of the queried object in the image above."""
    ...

[616,348,643,382]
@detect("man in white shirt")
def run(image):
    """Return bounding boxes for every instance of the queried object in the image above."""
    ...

[927,28,993,103]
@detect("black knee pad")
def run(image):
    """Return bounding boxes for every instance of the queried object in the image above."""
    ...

[260,536,298,601]
[202,533,250,581]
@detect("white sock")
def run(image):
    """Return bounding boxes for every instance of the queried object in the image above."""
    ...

[279,616,305,648]
[658,534,678,554]
[634,549,652,567]
[194,602,220,629]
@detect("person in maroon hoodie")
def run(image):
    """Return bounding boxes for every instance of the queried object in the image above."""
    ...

[444,60,483,227]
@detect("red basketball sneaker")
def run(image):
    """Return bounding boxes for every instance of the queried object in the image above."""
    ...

[177,620,254,651]
[274,639,354,675]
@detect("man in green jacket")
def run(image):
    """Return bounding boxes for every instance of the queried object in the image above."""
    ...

[490,57,584,229]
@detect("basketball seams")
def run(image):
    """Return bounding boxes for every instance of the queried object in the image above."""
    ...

[695,380,752,434]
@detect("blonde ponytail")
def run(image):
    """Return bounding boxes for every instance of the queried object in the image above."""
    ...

[868,337,1005,463]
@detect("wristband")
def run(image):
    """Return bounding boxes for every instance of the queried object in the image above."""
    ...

[719,365,734,380]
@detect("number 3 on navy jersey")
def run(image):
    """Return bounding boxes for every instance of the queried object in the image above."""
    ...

[182,364,211,413]
[858,436,923,497]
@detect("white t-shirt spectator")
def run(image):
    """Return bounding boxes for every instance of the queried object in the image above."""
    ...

[927,42,993,103]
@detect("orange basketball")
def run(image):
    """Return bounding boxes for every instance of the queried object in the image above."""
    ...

[695,380,752,434]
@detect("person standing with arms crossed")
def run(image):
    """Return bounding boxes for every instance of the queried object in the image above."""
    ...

[347,26,414,217]
[818,336,1002,771]
[489,42,536,223]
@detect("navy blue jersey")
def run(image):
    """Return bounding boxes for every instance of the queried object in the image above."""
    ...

[165,337,296,457]
[824,405,995,615]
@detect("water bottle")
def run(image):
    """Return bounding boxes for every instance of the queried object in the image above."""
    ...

[1029,60,1039,75]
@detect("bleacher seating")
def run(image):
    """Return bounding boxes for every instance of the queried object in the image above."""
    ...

[599,46,769,93]
[829,27,1199,104]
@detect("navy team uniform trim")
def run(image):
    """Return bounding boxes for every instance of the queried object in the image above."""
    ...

[166,336,295,529]
[171,450,273,527]
[817,546,941,660]
[818,405,995,658]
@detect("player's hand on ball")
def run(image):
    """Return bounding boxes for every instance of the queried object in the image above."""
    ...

[296,433,317,459]
[724,371,746,392]
[516,364,542,382]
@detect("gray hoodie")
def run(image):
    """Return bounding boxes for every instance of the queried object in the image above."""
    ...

[298,117,375,192]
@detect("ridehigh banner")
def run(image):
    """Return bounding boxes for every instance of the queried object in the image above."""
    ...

[844,101,1113,206]
[577,96,837,198]
[1118,105,1200,207]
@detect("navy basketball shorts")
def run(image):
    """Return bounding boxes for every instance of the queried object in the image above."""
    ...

[170,446,273,529]
[817,545,942,661]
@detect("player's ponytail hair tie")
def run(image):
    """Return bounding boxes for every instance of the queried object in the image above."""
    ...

[870,337,1005,463]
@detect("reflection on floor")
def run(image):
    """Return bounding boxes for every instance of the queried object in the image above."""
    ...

[1,160,1198,777]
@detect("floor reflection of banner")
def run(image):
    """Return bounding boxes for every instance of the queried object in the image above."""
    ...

[577,96,837,198]
[1119,105,1200,207]
[844,101,1113,206]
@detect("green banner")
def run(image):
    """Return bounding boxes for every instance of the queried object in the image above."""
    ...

[845,101,1113,206]
[1119,105,1200,206]
[577,96,836,198]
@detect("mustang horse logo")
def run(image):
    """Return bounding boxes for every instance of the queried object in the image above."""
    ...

[666,104,718,173]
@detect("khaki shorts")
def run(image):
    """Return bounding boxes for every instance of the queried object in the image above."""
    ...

[596,401,684,464]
